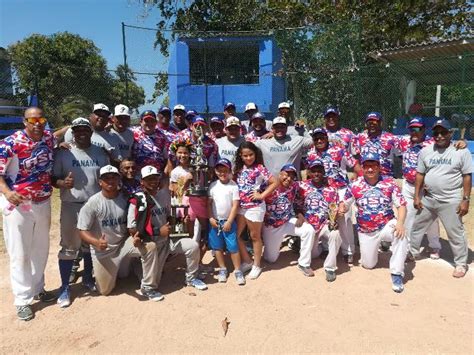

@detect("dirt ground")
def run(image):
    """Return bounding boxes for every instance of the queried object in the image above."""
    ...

[0,191,472,354]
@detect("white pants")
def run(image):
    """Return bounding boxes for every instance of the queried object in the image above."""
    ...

[3,198,51,306]
[402,180,441,250]
[358,219,408,276]
[310,225,342,271]
[338,187,355,255]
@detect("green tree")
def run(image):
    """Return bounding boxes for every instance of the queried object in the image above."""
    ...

[111,64,146,113]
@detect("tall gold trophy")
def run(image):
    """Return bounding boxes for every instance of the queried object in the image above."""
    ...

[169,177,190,238]
[189,125,209,196]
[328,203,339,231]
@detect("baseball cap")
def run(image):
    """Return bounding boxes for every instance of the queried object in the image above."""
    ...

[173,104,186,112]
[114,104,130,117]
[158,106,171,114]
[71,117,92,130]
[224,102,236,111]
[272,116,287,126]
[281,163,297,173]
[185,110,198,122]
[310,127,328,136]
[210,116,224,125]
[245,102,258,112]
[99,165,120,178]
[278,102,290,109]
[361,152,381,164]
[140,110,156,120]
[226,116,241,128]
[251,112,266,121]
[192,116,207,126]
[215,158,232,170]
[432,119,451,130]
[141,165,161,179]
[365,111,383,121]
[307,159,325,169]
[407,117,425,128]
[93,103,111,114]
[324,106,340,117]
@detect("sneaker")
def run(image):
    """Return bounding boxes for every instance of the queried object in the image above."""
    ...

[234,270,246,286]
[240,262,253,274]
[391,274,404,293]
[69,258,81,284]
[452,265,467,278]
[297,264,315,277]
[343,254,354,265]
[34,289,57,303]
[217,268,228,283]
[325,269,336,282]
[82,280,97,293]
[429,248,441,260]
[141,288,164,301]
[187,278,208,290]
[248,265,262,280]
[16,305,34,321]
[57,287,71,308]
[380,241,391,252]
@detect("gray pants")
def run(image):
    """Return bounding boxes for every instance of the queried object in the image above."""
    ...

[59,201,88,260]
[93,237,165,296]
[168,238,200,282]
[410,196,468,267]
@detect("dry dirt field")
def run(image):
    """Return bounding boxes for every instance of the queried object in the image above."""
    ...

[0,190,473,354]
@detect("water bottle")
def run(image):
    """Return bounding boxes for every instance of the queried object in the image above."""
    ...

[2,203,16,216]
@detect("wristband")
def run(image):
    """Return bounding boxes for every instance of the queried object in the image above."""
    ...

[462,196,470,202]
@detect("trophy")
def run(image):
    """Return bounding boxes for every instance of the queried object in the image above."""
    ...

[189,125,209,196]
[169,177,190,238]
[328,203,339,231]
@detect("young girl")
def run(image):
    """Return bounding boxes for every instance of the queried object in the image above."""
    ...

[234,141,278,279]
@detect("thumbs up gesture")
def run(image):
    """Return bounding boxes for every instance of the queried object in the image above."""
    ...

[97,233,108,250]
[132,231,142,247]
[63,172,74,189]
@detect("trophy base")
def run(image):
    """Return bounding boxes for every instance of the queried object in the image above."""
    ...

[188,189,208,197]
[169,232,190,239]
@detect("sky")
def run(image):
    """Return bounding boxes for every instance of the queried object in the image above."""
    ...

[0,0,168,109]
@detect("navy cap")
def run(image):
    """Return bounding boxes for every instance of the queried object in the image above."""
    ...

[224,102,236,111]
[251,112,266,121]
[311,127,328,136]
[185,110,198,121]
[192,116,207,126]
[140,110,156,120]
[158,106,171,114]
[280,163,297,173]
[308,159,325,169]
[215,158,232,170]
[324,107,340,117]
[432,119,451,130]
[407,117,425,128]
[210,116,224,124]
[365,111,383,121]
[361,152,381,164]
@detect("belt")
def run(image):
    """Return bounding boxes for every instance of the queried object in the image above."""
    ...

[31,195,51,204]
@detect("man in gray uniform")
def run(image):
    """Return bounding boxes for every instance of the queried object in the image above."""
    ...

[216,116,245,166]
[77,165,164,300]
[110,104,134,159]
[53,117,110,307]
[255,116,313,177]
[410,119,472,278]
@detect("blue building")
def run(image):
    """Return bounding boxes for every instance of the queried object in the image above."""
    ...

[168,35,285,118]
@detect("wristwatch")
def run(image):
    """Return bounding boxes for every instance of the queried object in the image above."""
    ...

[462,196,470,202]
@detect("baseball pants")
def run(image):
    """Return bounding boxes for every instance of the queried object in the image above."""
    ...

[410,195,468,267]
[58,201,89,260]
[3,198,51,306]
[358,219,408,276]
[93,237,165,296]
[310,225,342,271]
[402,181,441,250]
[338,187,355,256]
[168,237,200,282]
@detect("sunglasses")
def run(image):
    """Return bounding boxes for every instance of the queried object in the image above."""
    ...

[25,117,47,125]
[433,130,450,137]
[409,127,423,133]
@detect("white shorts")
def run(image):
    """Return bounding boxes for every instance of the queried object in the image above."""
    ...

[238,203,266,223]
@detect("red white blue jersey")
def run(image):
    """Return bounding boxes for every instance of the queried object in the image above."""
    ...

[236,164,272,209]
[131,127,169,172]
[305,144,355,188]
[346,176,406,233]
[170,129,218,166]
[264,182,298,227]
[326,127,355,152]
[353,131,400,176]
[158,125,179,143]
[397,135,433,184]
[0,130,55,200]
[245,130,269,143]
[295,181,339,234]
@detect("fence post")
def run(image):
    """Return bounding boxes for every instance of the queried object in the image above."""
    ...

[121,22,130,105]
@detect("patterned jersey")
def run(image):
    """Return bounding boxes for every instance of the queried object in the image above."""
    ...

[170,129,218,167]
[264,182,298,227]
[236,164,272,209]
[326,127,355,152]
[121,178,141,197]
[346,176,406,233]
[158,125,179,143]
[305,143,356,188]
[397,135,433,184]
[295,180,339,234]
[245,130,269,143]
[0,130,55,200]
[131,127,169,172]
[353,131,400,176]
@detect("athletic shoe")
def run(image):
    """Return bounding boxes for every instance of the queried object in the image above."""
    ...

[248,265,262,280]
[343,254,354,265]
[82,280,97,293]
[379,241,391,252]
[391,274,404,293]
[452,265,467,278]
[16,305,34,321]
[34,289,57,303]
[429,248,441,260]
[69,258,81,284]
[57,287,71,308]
[234,270,246,286]
[297,264,315,277]
[141,288,164,302]
[240,262,253,274]
[217,268,228,283]
[325,269,336,282]
[187,278,208,290]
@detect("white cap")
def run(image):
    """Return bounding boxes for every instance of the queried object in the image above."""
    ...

[99,165,120,177]
[71,117,92,129]
[226,116,241,128]
[173,104,186,112]
[93,103,111,114]
[245,102,257,112]
[114,104,130,117]
[141,165,161,179]
[272,116,287,126]
[278,102,290,109]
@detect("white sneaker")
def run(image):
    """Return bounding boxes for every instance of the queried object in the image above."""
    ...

[248,265,262,280]
[240,262,253,274]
